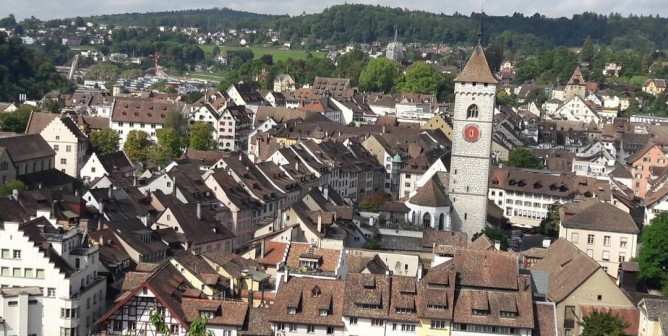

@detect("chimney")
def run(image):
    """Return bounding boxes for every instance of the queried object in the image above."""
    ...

[238,152,242,161]
[260,239,266,259]
[133,176,138,187]
[382,125,385,134]
[99,235,104,246]
[12,189,19,200]
[107,187,112,200]
[295,161,299,172]
[284,266,289,283]
[282,212,287,229]
[172,176,177,195]
[197,202,202,220]
[322,184,329,200]
[51,200,57,219]
[317,215,322,233]
[99,201,104,218]
[277,208,283,230]
[494,240,501,251]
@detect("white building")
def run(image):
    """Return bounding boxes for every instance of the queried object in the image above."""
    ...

[0,205,107,336]
[110,98,186,147]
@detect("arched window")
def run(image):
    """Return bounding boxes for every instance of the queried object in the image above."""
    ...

[423,213,431,228]
[467,104,479,119]
[439,213,445,230]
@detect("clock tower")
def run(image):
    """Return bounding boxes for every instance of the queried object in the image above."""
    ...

[449,35,498,239]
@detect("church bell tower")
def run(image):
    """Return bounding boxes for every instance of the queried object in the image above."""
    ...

[449,16,498,239]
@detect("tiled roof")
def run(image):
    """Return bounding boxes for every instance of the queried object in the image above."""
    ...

[258,241,289,266]
[98,151,134,173]
[454,248,519,290]
[532,303,557,336]
[165,203,235,245]
[240,307,273,336]
[454,45,498,84]
[452,280,534,329]
[561,200,639,234]
[0,134,55,162]
[567,66,586,85]
[285,243,340,273]
[579,306,639,336]
[270,277,345,326]
[408,177,451,207]
[421,229,467,249]
[25,112,59,134]
[532,239,600,302]
[388,275,419,322]
[111,97,184,123]
[343,273,391,319]
[416,267,455,320]
[201,249,263,279]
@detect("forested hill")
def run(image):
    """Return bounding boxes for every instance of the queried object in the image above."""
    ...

[81,4,667,51]
[84,7,283,32]
[272,5,668,50]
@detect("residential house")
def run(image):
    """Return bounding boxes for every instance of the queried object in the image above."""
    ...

[0,209,107,336]
[626,141,668,198]
[274,74,296,93]
[218,105,253,151]
[263,91,287,108]
[200,249,271,304]
[342,273,392,336]
[98,218,169,264]
[0,134,55,176]
[269,277,345,336]
[226,83,266,113]
[642,79,667,96]
[311,77,353,99]
[80,151,135,184]
[638,298,668,336]
[36,115,90,177]
[110,97,186,146]
[399,147,448,198]
[549,96,601,124]
[0,147,17,186]
[558,199,639,278]
[416,265,456,336]
[154,202,236,254]
[95,261,248,336]
[532,239,635,336]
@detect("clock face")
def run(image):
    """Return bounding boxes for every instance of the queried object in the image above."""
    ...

[463,124,481,143]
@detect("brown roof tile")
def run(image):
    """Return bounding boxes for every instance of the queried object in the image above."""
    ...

[111,97,184,124]
[285,243,340,273]
[454,45,498,84]
[561,201,639,234]
[454,248,519,290]
[270,277,345,326]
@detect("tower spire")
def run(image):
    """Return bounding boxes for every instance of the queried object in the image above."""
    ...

[394,25,398,43]
[477,3,484,45]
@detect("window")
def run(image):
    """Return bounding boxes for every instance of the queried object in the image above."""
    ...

[129,122,134,127]
[587,234,595,245]
[597,295,603,301]
[307,325,315,334]
[326,327,334,335]
[501,311,518,318]
[570,233,579,243]
[113,321,122,331]
[13,268,21,277]
[602,251,610,262]
[54,145,59,151]
[287,307,296,315]
[47,288,56,297]
[371,319,383,326]
[431,320,446,329]
[603,236,611,247]
[401,324,416,333]
[392,324,398,331]
[171,325,179,334]
[1,249,8,258]
[276,323,285,331]
[319,309,328,316]
[66,145,72,152]
[466,104,479,119]
[55,135,60,140]
[288,324,297,332]
[1,267,9,276]
[349,317,358,325]
[619,252,626,262]
[61,158,67,165]
[620,237,628,248]
[24,268,33,277]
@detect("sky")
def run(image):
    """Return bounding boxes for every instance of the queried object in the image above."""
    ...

[4,0,668,21]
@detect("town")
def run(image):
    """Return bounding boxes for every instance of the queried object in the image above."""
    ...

[0,5,667,336]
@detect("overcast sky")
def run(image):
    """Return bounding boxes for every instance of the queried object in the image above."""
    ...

[5,0,668,21]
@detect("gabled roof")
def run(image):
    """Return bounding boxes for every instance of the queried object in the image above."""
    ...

[343,273,391,318]
[285,243,340,273]
[561,201,639,234]
[454,45,498,84]
[454,248,519,290]
[164,203,235,245]
[567,66,586,85]
[19,216,76,277]
[532,239,600,303]
[409,176,451,207]
[0,134,55,162]
[98,151,134,173]
[25,112,59,134]
[270,277,345,326]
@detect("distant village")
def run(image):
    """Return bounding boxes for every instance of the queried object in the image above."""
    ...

[0,16,668,336]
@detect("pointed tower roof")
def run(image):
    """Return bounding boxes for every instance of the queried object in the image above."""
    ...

[454,45,498,84]
[409,177,451,207]
[567,66,586,85]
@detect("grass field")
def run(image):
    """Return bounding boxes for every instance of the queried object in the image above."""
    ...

[200,45,324,62]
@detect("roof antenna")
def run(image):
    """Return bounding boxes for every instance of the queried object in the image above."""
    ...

[477,2,484,46]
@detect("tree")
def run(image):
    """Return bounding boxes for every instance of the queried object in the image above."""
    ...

[85,63,120,81]
[260,54,274,65]
[189,122,216,150]
[400,62,445,95]
[0,105,37,132]
[120,69,144,79]
[525,88,549,106]
[471,227,509,251]
[0,180,25,197]
[497,90,517,107]
[42,99,64,113]
[164,110,189,140]
[188,315,213,336]
[359,191,392,212]
[89,129,120,154]
[636,212,668,294]
[362,234,382,250]
[181,91,204,104]
[358,57,400,93]
[579,310,629,336]
[508,148,542,169]
[581,36,594,64]
[540,202,562,237]
[123,130,151,162]
[74,16,85,27]
[148,307,170,335]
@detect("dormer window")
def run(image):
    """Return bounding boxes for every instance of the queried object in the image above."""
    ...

[472,309,490,316]
[396,308,414,314]
[287,307,297,315]
[427,304,447,310]
[312,286,321,298]
[500,311,518,318]
[319,309,328,316]
[199,310,214,319]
